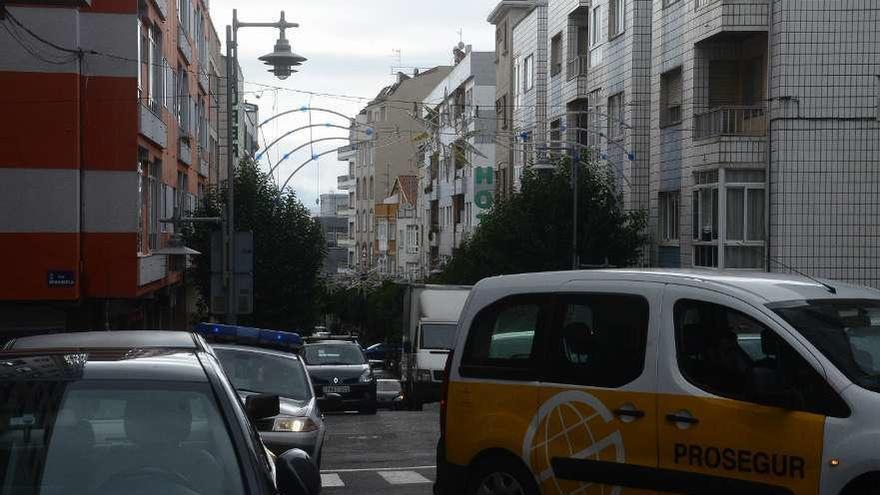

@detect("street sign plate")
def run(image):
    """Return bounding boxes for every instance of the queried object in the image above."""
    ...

[47,271,75,288]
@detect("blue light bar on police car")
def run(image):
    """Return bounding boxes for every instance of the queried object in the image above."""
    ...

[194,323,302,350]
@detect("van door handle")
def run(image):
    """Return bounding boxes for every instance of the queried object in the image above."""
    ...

[613,408,645,419]
[665,413,699,425]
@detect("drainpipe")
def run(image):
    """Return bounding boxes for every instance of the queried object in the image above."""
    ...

[765,0,774,273]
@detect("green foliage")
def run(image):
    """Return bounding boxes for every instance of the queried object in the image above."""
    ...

[432,156,647,285]
[186,159,326,330]
[319,281,405,345]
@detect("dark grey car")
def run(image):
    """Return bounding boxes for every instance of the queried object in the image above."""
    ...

[212,345,326,467]
[301,341,377,414]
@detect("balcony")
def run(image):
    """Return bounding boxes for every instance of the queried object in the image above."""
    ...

[138,254,167,286]
[338,238,355,248]
[199,152,209,176]
[693,0,769,44]
[178,31,193,64]
[179,138,193,166]
[198,69,209,93]
[151,0,168,19]
[566,56,589,81]
[694,106,766,140]
[337,207,355,217]
[139,103,167,148]
[337,174,356,190]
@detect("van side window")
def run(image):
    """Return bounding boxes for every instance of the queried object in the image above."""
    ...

[460,296,550,381]
[674,300,849,417]
[544,294,649,387]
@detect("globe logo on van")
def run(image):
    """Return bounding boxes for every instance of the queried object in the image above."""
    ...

[522,390,625,495]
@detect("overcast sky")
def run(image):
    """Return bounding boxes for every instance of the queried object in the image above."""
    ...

[208,0,499,212]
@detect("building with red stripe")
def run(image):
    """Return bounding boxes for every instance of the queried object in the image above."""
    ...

[0,0,224,332]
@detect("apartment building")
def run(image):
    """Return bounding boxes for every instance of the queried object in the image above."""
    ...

[488,0,536,197]
[510,1,549,190]
[0,0,222,331]
[336,122,359,273]
[375,175,421,280]
[352,67,452,274]
[419,45,497,273]
[649,0,880,287]
[315,193,350,278]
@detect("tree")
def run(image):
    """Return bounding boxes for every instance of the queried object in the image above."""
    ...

[187,159,326,330]
[433,156,647,285]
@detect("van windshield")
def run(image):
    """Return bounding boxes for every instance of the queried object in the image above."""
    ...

[770,299,880,392]
[420,323,457,350]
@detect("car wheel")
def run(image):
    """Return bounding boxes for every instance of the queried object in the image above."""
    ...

[466,456,539,495]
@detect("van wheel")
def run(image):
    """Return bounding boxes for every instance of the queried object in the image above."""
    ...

[842,473,880,495]
[467,456,538,495]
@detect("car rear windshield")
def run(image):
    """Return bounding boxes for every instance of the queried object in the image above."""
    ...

[0,357,245,495]
[302,344,365,365]
[770,298,880,392]
[214,348,311,401]
[420,323,457,350]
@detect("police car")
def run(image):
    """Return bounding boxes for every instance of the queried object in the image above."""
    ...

[194,324,326,466]
[436,269,880,495]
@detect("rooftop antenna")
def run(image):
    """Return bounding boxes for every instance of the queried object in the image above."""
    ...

[457,28,463,44]
[767,255,837,294]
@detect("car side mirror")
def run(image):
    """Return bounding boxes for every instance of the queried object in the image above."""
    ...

[277,448,321,495]
[749,368,803,410]
[245,394,280,421]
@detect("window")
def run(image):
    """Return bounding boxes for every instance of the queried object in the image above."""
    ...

[514,61,521,109]
[406,225,420,255]
[137,148,148,252]
[369,177,374,200]
[176,171,188,216]
[660,67,683,127]
[663,0,681,6]
[380,106,386,122]
[588,89,602,148]
[496,96,508,130]
[148,25,163,111]
[139,24,149,100]
[545,295,649,388]
[607,92,624,140]
[550,33,562,76]
[461,296,551,380]
[591,5,602,47]
[659,191,680,242]
[675,299,849,417]
[725,169,766,269]
[177,0,190,35]
[549,119,561,157]
[567,8,589,79]
[149,160,161,248]
[609,0,625,38]
[524,54,534,92]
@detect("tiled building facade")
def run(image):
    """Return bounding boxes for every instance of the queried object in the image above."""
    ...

[494,0,880,286]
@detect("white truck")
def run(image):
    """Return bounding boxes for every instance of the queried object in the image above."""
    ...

[400,284,471,410]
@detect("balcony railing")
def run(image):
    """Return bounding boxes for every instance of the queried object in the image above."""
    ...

[179,138,193,166]
[152,0,169,19]
[178,31,193,64]
[139,103,167,148]
[694,106,767,140]
[566,56,589,81]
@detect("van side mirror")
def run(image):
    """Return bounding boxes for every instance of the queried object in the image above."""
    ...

[245,394,280,421]
[277,448,321,495]
[749,368,803,410]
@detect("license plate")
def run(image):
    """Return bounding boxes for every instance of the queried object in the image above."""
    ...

[323,386,350,394]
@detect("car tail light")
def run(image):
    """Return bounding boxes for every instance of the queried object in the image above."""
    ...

[439,350,453,438]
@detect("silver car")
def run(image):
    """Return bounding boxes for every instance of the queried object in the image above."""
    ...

[376,379,404,410]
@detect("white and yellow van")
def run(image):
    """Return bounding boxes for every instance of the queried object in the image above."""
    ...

[435,270,880,495]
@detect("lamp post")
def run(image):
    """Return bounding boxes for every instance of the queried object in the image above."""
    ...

[224,10,306,324]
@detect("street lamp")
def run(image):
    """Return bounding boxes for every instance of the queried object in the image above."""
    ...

[223,9,305,324]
